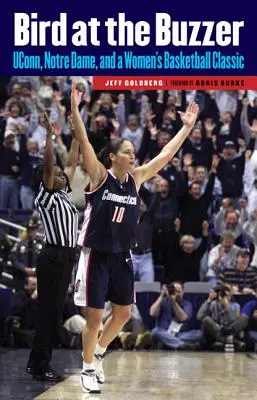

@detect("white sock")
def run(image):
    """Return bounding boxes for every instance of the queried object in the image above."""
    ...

[83,361,94,371]
[95,344,107,356]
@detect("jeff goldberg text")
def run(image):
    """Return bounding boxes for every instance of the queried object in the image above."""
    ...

[13,51,97,70]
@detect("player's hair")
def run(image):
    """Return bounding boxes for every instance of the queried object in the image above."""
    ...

[97,138,131,168]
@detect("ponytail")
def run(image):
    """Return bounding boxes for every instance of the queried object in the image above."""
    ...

[97,147,112,169]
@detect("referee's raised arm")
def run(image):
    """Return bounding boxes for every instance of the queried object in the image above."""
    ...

[42,112,55,190]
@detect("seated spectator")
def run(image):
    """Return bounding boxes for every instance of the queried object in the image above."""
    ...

[197,284,247,350]
[11,218,43,289]
[218,249,257,294]
[10,276,38,348]
[10,278,83,350]
[150,282,202,350]
[62,284,86,337]
[168,219,209,282]
[206,232,240,287]
[241,297,257,346]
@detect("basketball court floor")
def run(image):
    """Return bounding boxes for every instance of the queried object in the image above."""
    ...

[1,349,257,399]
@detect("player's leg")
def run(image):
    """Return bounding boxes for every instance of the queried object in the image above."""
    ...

[94,252,134,383]
[94,303,131,383]
[98,253,134,347]
[98,303,132,348]
[74,247,108,393]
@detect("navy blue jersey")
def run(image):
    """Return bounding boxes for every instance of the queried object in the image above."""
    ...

[78,170,140,253]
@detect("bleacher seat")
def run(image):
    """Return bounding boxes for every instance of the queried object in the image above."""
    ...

[134,281,161,293]
[184,282,212,294]
[135,282,161,330]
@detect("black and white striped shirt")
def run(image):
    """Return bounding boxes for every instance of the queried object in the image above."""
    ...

[35,182,78,248]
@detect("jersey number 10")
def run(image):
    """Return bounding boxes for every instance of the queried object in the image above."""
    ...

[112,206,125,223]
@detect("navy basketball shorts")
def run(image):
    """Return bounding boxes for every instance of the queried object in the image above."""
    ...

[74,247,135,309]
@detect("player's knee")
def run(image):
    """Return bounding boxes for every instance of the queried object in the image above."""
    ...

[86,310,103,330]
[113,307,131,324]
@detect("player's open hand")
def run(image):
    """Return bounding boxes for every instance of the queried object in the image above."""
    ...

[71,81,82,109]
[178,103,199,129]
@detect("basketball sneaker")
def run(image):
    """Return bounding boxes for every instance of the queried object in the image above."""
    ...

[80,369,101,393]
[94,353,105,384]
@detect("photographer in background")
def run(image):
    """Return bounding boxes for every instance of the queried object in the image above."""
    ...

[150,282,202,350]
[197,284,247,350]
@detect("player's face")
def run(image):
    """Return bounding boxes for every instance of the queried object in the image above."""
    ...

[113,141,136,172]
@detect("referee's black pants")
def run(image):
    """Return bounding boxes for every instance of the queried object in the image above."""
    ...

[28,244,76,373]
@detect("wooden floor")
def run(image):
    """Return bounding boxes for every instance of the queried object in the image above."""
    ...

[1,349,257,399]
[35,351,257,400]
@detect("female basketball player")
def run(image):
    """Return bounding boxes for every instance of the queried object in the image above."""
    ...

[71,85,199,394]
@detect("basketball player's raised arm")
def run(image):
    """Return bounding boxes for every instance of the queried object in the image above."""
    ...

[71,85,106,187]
[133,103,199,186]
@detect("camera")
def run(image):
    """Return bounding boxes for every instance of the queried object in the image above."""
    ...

[166,283,176,296]
[214,284,230,301]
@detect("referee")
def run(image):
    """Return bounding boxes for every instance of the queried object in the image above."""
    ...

[26,114,79,382]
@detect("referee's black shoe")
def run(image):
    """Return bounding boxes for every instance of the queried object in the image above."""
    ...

[33,366,63,382]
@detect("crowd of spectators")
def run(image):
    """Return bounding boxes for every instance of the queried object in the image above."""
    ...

[1,77,257,352]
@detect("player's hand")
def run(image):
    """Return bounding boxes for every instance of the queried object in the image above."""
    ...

[71,81,83,109]
[178,103,199,129]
